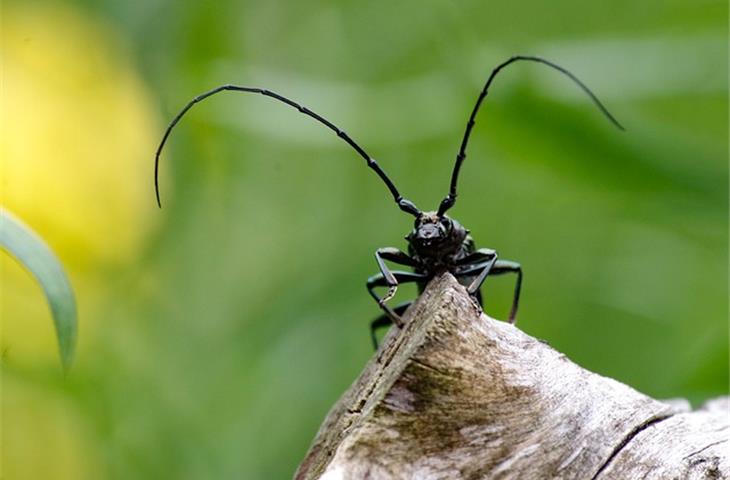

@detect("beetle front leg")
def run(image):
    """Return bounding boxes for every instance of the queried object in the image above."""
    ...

[456,247,497,266]
[367,269,424,327]
[458,257,522,324]
[460,249,498,295]
[370,248,419,320]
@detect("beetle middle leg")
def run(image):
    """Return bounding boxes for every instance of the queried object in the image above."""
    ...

[489,260,522,323]
[369,301,412,349]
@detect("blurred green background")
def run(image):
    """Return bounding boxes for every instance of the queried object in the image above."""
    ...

[2,0,727,478]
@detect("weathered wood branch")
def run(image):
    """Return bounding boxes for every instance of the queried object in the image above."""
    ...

[296,273,729,480]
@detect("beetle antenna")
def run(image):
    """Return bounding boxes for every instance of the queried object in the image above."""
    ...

[154,85,422,217]
[437,55,624,216]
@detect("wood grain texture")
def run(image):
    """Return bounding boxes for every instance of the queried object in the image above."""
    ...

[295,273,729,480]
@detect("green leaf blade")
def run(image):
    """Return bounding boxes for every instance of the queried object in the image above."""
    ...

[1,209,78,370]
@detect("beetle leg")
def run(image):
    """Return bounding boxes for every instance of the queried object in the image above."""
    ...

[367,270,425,327]
[456,247,497,266]
[464,252,498,295]
[454,248,499,300]
[377,247,418,266]
[490,260,523,323]
[370,301,412,350]
[457,258,522,324]
[370,248,420,322]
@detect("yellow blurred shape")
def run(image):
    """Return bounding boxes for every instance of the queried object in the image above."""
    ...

[0,4,159,356]
[1,4,161,477]
[2,3,158,267]
[1,374,103,479]
[1,4,160,365]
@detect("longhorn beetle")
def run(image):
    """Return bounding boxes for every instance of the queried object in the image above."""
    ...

[154,55,623,349]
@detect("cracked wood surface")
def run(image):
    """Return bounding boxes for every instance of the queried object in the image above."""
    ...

[295,273,729,480]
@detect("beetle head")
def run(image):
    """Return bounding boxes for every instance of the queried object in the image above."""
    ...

[406,212,467,257]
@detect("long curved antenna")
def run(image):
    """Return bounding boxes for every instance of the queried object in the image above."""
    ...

[437,55,624,216]
[154,85,421,217]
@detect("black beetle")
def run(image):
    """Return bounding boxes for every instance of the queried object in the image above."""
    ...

[154,55,623,348]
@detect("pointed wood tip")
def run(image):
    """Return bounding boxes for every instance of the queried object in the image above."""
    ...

[296,273,729,480]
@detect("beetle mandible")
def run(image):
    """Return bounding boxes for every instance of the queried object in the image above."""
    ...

[154,55,623,348]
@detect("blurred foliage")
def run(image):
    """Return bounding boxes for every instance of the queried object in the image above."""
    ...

[1,0,727,478]
[1,210,77,370]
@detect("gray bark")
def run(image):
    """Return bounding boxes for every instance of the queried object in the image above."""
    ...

[296,273,729,480]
